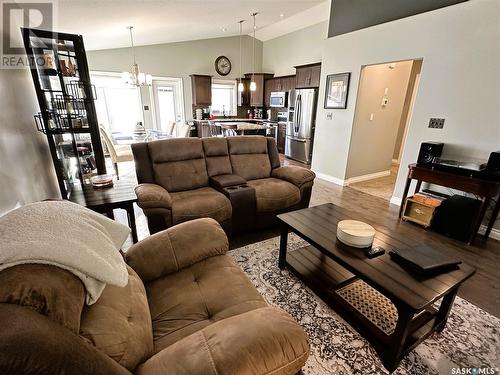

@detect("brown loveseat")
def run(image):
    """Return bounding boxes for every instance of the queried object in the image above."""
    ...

[0,218,310,374]
[132,136,315,235]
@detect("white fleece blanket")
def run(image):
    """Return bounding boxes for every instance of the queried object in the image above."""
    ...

[0,200,130,304]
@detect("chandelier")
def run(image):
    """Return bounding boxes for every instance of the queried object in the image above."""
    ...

[121,26,152,86]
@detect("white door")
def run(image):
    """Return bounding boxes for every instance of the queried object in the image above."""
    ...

[153,78,184,133]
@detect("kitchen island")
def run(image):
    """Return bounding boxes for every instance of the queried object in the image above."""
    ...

[193,118,277,138]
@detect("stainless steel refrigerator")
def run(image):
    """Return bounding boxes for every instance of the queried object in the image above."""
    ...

[285,88,317,164]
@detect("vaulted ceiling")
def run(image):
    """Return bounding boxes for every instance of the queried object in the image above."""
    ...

[55,0,327,50]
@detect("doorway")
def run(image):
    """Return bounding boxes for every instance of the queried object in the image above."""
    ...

[346,59,422,201]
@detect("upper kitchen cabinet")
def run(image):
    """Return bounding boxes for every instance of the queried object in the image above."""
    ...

[190,74,212,106]
[264,75,296,107]
[295,63,321,89]
[245,73,273,107]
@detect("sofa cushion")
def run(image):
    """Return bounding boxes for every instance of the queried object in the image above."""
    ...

[247,178,301,212]
[79,265,153,371]
[136,307,309,375]
[227,136,271,180]
[0,264,85,334]
[202,138,233,176]
[146,255,267,353]
[170,187,232,225]
[148,138,209,192]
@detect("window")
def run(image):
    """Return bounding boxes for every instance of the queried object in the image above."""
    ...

[91,72,143,134]
[211,80,237,116]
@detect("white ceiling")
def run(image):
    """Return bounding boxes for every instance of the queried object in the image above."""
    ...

[55,0,327,51]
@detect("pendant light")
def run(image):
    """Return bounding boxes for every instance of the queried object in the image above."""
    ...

[250,12,258,92]
[121,26,152,86]
[237,20,245,92]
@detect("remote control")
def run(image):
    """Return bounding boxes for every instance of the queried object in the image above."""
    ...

[366,246,385,259]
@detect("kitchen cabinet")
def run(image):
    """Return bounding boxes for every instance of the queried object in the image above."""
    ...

[277,123,286,153]
[190,75,212,106]
[264,75,296,107]
[295,63,321,88]
[245,73,273,107]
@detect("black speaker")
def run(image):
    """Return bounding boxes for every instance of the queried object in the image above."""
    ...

[417,142,444,165]
[484,150,500,181]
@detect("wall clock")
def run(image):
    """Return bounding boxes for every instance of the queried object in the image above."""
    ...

[215,56,231,76]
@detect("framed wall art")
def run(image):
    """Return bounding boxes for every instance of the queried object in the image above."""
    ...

[324,72,350,109]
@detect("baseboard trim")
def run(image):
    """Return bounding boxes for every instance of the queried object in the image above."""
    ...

[345,170,391,185]
[390,196,403,206]
[314,171,347,186]
[479,225,500,241]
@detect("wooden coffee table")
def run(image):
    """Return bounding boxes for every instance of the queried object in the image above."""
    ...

[277,203,475,372]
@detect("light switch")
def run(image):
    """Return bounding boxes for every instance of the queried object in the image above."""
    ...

[369,113,374,121]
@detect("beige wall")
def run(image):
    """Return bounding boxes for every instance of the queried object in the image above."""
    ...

[262,21,327,76]
[313,0,500,196]
[0,69,60,215]
[87,35,263,120]
[345,60,413,179]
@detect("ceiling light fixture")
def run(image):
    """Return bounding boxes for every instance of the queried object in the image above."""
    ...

[250,12,258,92]
[280,13,285,18]
[237,20,245,93]
[121,26,152,86]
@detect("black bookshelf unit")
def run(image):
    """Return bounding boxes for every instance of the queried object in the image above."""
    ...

[22,28,106,199]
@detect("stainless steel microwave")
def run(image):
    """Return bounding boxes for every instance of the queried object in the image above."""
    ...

[270,91,287,108]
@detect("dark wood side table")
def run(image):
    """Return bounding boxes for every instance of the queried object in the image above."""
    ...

[277,204,475,372]
[69,179,138,243]
[399,163,500,244]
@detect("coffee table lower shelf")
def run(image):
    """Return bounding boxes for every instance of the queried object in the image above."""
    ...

[285,245,441,372]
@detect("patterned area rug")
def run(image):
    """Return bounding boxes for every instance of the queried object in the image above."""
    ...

[230,234,500,375]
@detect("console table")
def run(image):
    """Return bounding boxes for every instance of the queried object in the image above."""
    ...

[399,163,500,244]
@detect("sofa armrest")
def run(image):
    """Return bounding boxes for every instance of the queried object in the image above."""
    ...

[135,183,172,209]
[135,306,310,375]
[272,166,316,188]
[0,304,132,375]
[126,218,228,283]
[209,174,247,190]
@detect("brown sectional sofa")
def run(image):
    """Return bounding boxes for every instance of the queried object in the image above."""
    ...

[132,136,315,235]
[0,218,310,374]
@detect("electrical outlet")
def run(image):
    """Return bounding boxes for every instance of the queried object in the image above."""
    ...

[428,118,445,129]
[326,112,333,120]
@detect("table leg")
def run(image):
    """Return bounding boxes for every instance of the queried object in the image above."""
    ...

[382,306,413,372]
[484,197,500,239]
[469,196,491,244]
[278,224,289,269]
[414,180,422,194]
[434,288,458,332]
[399,176,412,218]
[126,203,138,243]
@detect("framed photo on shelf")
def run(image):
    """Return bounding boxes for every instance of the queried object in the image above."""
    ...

[324,72,350,109]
